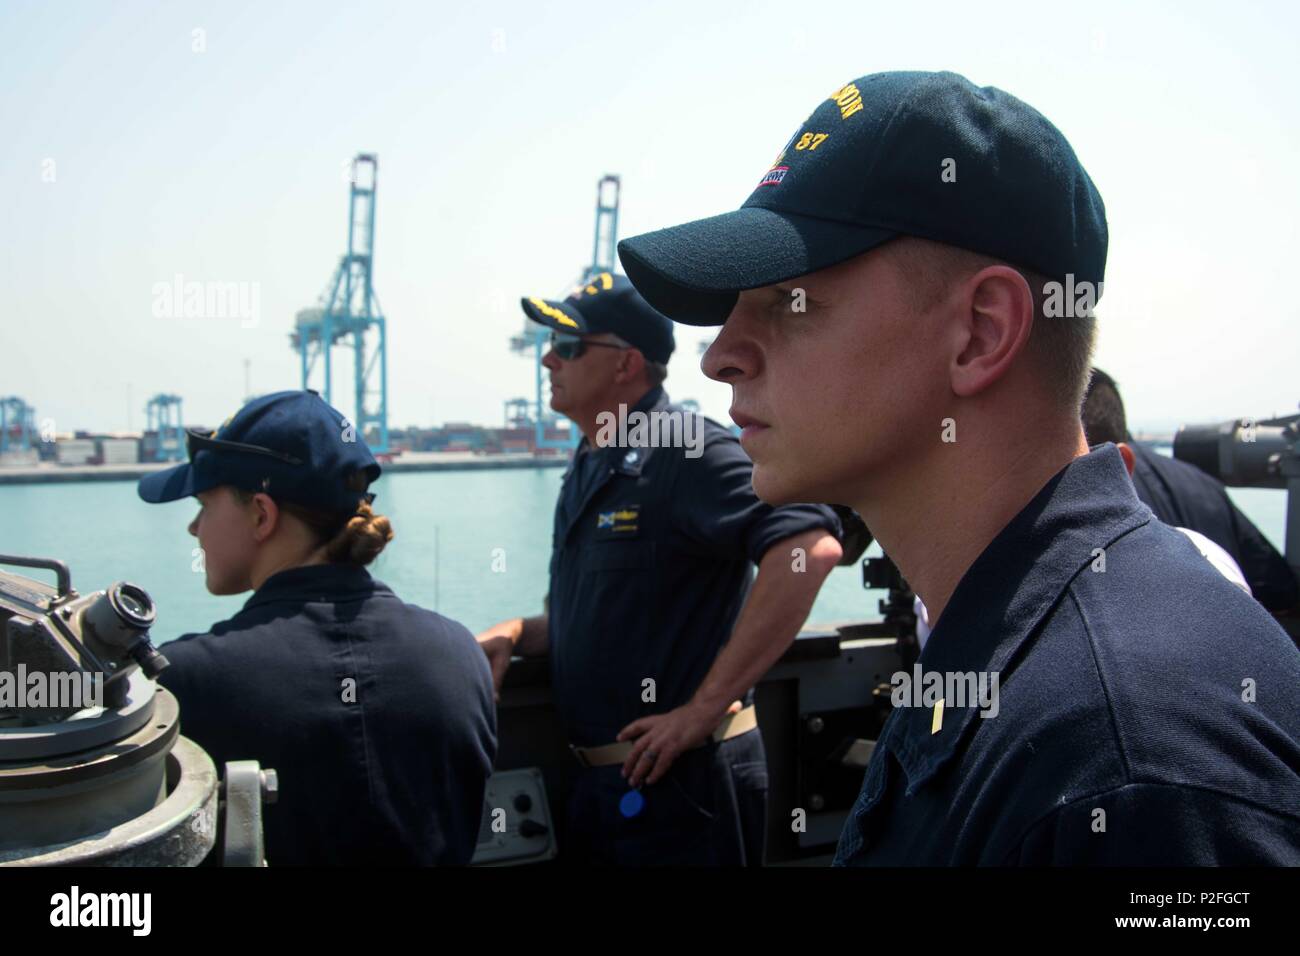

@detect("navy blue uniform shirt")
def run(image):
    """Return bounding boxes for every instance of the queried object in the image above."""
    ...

[158,563,497,866]
[1130,440,1298,613]
[547,386,840,745]
[834,444,1300,865]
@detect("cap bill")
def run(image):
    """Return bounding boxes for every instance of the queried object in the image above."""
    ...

[519,296,587,334]
[617,206,897,325]
[137,461,214,503]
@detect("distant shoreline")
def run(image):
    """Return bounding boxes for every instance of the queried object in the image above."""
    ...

[0,441,1180,488]
[0,452,570,487]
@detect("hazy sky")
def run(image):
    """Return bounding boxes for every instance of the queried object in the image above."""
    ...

[2,0,1297,438]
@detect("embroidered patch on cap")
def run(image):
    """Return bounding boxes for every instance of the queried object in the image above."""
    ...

[528,297,579,328]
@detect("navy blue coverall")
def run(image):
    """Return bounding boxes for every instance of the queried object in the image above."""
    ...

[834,444,1300,865]
[159,563,497,866]
[547,385,840,865]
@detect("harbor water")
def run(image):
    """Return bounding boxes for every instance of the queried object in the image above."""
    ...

[0,462,1287,643]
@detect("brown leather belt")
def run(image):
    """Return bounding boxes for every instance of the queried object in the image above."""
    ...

[569,704,758,769]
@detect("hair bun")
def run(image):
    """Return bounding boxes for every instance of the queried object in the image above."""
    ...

[325,500,394,566]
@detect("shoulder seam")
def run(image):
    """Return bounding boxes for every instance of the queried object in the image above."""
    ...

[1066,584,1134,784]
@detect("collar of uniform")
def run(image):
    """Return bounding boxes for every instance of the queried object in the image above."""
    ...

[879,443,1152,793]
[566,386,671,478]
[241,562,381,612]
[615,386,671,475]
[633,385,668,414]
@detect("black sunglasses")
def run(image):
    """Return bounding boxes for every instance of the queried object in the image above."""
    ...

[549,331,630,361]
[186,428,304,466]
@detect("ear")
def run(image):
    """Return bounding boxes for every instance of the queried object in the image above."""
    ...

[615,347,647,386]
[248,492,281,543]
[948,266,1035,398]
[1117,441,1136,476]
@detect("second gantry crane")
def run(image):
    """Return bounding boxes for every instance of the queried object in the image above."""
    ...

[510,174,621,451]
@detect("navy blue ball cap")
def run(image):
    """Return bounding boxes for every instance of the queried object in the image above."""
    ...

[520,271,675,363]
[137,389,381,513]
[617,70,1108,325]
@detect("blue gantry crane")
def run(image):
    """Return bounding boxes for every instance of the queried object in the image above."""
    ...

[588,173,620,281]
[291,153,390,453]
[146,394,185,462]
[510,174,621,451]
[0,397,37,454]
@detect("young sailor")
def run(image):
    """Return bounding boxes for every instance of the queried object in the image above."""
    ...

[618,71,1300,865]
[139,389,496,865]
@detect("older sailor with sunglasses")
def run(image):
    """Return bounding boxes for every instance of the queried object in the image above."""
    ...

[138,389,496,865]
[476,274,844,865]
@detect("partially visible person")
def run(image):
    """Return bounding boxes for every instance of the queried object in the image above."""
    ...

[139,390,496,866]
[1176,528,1251,595]
[1083,367,1298,613]
[477,275,843,866]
